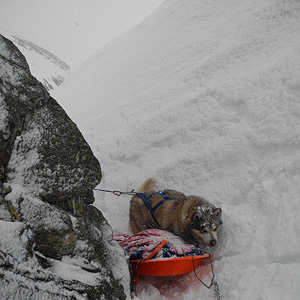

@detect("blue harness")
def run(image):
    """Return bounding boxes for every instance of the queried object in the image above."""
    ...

[137,192,177,227]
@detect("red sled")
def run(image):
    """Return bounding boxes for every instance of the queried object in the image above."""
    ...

[131,255,210,277]
[114,230,212,287]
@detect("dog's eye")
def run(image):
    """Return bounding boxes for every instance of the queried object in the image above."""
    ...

[201,229,208,234]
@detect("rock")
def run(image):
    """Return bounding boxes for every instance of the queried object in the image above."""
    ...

[0,34,127,299]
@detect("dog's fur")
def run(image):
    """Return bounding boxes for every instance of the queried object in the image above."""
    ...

[129,178,222,247]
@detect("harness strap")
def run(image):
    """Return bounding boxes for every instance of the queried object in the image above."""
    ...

[137,193,161,226]
[132,240,168,290]
[144,240,168,261]
[137,192,176,227]
[152,192,177,212]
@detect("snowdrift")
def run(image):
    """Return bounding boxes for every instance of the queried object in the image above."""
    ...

[54,0,300,299]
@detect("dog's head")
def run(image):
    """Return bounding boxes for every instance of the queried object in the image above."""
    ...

[190,206,222,247]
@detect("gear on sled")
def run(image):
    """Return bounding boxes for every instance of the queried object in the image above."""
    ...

[114,229,222,299]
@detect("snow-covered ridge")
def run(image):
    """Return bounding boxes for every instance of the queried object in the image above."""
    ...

[0,29,71,93]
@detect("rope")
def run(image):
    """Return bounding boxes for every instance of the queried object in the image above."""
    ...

[192,255,222,300]
[93,188,137,196]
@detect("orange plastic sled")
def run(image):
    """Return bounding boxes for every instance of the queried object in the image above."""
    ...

[129,239,210,286]
[131,254,210,277]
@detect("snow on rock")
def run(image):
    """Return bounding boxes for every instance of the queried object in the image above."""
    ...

[0,34,127,299]
[54,0,300,299]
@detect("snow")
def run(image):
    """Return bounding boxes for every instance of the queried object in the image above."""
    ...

[15,40,70,92]
[0,220,30,260]
[53,0,300,299]
[50,259,100,286]
[0,96,9,133]
[0,30,71,94]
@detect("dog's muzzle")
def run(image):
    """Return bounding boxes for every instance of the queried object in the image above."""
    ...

[210,239,217,247]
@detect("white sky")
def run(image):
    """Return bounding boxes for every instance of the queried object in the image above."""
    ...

[0,0,165,68]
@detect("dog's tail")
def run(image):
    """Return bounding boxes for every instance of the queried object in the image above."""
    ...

[137,178,157,192]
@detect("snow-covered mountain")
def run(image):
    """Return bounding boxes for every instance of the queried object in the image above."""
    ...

[54,0,300,299]
[0,30,70,93]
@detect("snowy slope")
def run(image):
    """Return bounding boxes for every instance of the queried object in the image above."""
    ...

[0,30,70,93]
[53,0,300,299]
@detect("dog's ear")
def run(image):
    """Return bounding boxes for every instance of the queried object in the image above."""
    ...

[213,208,222,217]
[192,211,202,221]
[191,211,204,228]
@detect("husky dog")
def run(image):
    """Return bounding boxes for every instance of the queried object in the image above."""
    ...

[129,178,222,247]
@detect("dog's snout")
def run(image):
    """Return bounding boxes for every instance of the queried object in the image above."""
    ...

[210,240,217,247]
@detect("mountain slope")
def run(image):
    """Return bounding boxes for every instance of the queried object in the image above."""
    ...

[0,30,70,93]
[54,0,300,299]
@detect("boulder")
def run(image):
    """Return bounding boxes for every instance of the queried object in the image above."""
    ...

[0,34,127,299]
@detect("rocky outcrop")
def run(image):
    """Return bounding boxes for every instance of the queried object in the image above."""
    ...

[0,34,127,299]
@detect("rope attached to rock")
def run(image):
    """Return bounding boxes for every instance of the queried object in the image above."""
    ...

[93,188,136,196]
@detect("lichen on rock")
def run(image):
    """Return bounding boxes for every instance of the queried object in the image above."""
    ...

[0,34,127,299]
